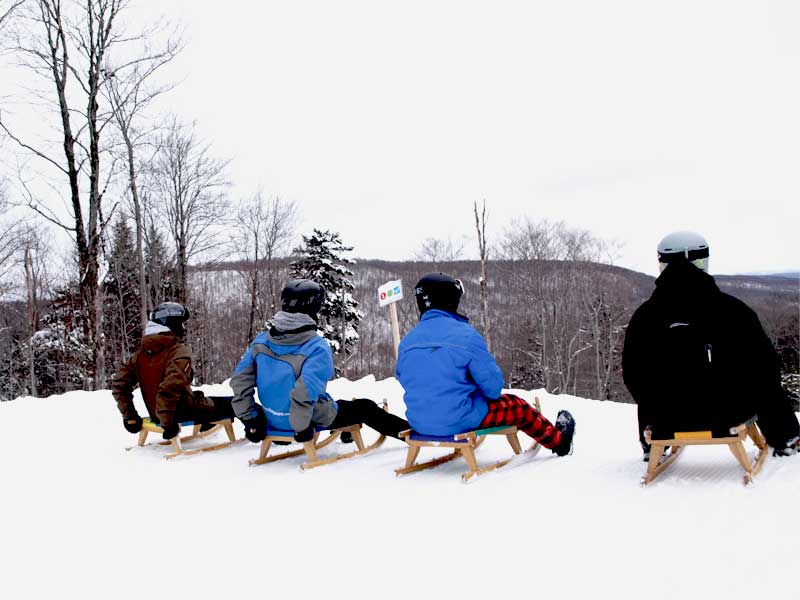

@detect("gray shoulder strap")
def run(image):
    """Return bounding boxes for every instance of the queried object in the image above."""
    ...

[253,343,306,378]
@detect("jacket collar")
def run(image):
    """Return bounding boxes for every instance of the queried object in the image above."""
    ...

[652,260,720,303]
[144,321,171,336]
[267,311,319,346]
[420,308,469,323]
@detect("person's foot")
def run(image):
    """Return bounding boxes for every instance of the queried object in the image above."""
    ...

[552,410,576,456]
[340,431,354,444]
[643,446,671,463]
[773,436,800,457]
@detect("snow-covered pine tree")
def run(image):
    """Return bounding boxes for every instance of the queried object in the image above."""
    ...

[31,282,93,394]
[290,229,363,365]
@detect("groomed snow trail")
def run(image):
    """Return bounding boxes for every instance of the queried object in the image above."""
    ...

[2,377,798,600]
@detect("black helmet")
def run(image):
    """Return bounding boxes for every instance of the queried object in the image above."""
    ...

[281,279,324,318]
[414,273,463,316]
[150,302,189,336]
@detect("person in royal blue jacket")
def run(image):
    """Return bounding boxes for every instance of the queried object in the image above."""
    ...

[230,279,408,444]
[396,273,576,456]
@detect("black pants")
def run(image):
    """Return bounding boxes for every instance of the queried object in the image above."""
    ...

[329,398,409,439]
[173,395,235,425]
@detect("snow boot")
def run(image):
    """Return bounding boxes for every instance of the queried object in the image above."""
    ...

[340,431,354,444]
[552,410,576,456]
[773,435,800,457]
[643,445,671,463]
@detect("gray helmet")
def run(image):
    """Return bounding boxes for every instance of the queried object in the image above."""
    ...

[657,231,709,272]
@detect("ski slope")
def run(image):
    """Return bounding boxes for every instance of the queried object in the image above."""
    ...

[2,377,798,600]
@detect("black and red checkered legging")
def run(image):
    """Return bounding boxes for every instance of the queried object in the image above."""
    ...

[479,394,562,449]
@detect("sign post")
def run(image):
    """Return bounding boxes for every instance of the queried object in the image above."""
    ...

[377,279,403,359]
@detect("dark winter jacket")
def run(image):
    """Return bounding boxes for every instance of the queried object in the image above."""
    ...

[622,261,794,441]
[230,312,338,433]
[111,322,216,427]
[396,309,503,435]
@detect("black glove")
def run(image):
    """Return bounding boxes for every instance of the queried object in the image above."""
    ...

[294,425,315,443]
[162,424,180,441]
[242,410,266,443]
[123,416,143,434]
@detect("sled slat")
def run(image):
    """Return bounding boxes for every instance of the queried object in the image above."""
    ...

[397,397,542,482]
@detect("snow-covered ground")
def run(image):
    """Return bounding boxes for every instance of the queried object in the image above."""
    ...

[2,378,799,600]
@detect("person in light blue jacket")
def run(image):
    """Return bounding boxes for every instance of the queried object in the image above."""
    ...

[231,279,408,443]
[396,273,576,455]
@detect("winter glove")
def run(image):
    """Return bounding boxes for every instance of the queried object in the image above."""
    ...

[293,425,315,443]
[161,424,180,441]
[242,411,267,444]
[123,415,143,434]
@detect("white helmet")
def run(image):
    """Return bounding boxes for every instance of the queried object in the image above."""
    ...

[657,231,709,273]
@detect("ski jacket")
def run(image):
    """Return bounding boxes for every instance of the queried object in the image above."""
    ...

[622,261,795,442]
[111,323,215,427]
[396,309,503,435]
[230,323,337,433]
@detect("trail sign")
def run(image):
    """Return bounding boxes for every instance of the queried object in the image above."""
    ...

[377,279,403,359]
[377,280,403,307]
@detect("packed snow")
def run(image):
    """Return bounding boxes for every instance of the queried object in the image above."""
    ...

[2,377,798,600]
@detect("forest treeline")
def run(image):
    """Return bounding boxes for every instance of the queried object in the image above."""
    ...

[0,1,797,404]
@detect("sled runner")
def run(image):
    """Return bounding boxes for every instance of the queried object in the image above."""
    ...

[641,417,768,486]
[248,401,389,470]
[395,397,542,482]
[129,417,242,460]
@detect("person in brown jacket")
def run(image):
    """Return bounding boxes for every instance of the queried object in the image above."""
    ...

[112,302,233,440]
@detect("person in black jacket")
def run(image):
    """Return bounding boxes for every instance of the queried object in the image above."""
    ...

[622,231,800,460]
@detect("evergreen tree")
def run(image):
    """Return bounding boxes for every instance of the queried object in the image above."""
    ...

[103,217,142,368]
[30,282,92,394]
[144,222,177,307]
[290,229,363,362]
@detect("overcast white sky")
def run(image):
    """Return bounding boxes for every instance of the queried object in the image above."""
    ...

[4,0,800,276]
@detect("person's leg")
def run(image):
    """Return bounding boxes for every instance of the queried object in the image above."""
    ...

[328,398,409,439]
[637,403,651,457]
[479,394,564,450]
[756,390,800,452]
[206,396,235,421]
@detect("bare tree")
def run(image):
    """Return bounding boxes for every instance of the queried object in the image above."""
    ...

[1,0,152,388]
[0,0,24,31]
[499,217,608,262]
[21,224,50,396]
[0,180,26,297]
[233,192,298,340]
[474,199,491,351]
[103,22,182,332]
[149,117,230,303]
[413,235,466,264]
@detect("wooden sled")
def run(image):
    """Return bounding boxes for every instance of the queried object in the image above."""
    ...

[128,417,243,460]
[248,400,390,470]
[641,417,769,486]
[248,423,386,470]
[396,397,543,482]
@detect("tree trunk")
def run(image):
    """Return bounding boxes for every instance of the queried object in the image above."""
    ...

[474,201,492,352]
[124,135,149,333]
[24,247,37,397]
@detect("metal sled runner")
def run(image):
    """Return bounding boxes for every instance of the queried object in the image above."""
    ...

[641,416,769,486]
[395,397,542,482]
[129,417,243,460]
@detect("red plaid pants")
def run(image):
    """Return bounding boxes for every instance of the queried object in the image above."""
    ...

[479,394,562,449]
